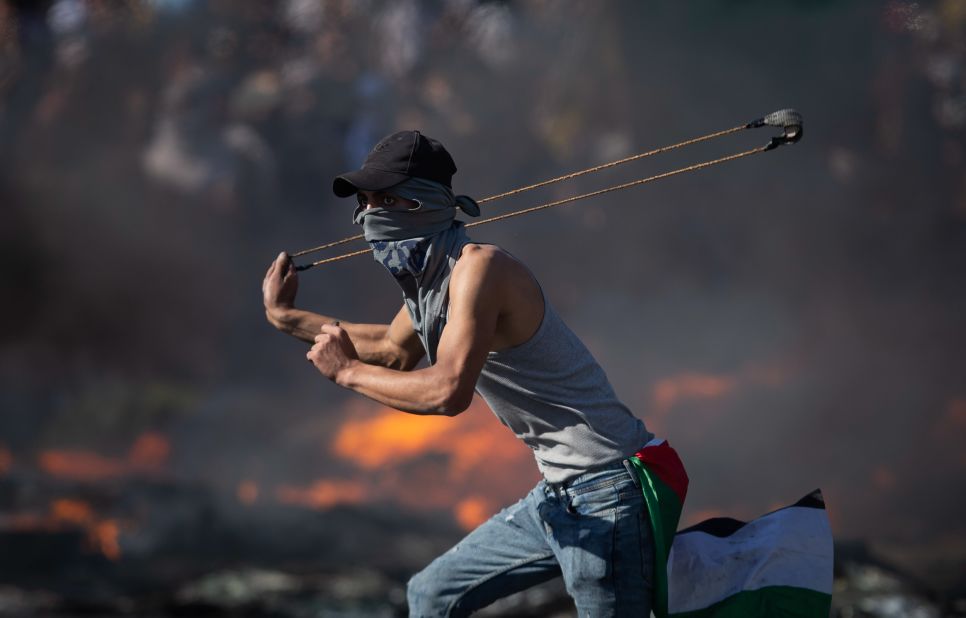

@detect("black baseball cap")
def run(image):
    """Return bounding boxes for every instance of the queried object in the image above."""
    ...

[332,130,458,198]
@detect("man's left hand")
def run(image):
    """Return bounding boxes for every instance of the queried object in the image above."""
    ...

[307,323,360,382]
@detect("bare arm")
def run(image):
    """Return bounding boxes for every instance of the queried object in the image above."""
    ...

[306,248,503,415]
[263,252,424,369]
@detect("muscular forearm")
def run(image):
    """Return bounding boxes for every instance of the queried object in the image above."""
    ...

[336,361,472,416]
[307,248,503,412]
[263,253,421,368]
[268,307,392,363]
[267,306,334,343]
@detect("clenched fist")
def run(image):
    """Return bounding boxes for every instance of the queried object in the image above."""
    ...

[307,322,359,382]
[263,252,298,316]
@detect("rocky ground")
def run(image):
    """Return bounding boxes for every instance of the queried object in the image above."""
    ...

[1,475,964,617]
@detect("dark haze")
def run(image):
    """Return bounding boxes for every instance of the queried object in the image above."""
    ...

[1,0,965,600]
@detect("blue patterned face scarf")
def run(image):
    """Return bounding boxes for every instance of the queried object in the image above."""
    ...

[353,178,480,278]
[352,178,480,362]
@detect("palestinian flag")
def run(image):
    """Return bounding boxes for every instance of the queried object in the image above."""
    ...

[627,438,690,617]
[666,490,833,617]
[628,440,833,617]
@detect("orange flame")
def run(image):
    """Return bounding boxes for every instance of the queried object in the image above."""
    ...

[127,431,170,471]
[51,498,94,523]
[648,372,738,433]
[652,373,736,413]
[38,450,126,481]
[37,431,170,481]
[455,497,493,530]
[275,479,367,509]
[333,408,452,470]
[333,398,530,478]
[48,498,121,560]
[15,432,162,561]
[284,398,538,529]
[646,362,794,433]
[93,520,121,561]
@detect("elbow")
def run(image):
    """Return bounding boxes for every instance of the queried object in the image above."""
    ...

[438,397,471,417]
[435,381,474,417]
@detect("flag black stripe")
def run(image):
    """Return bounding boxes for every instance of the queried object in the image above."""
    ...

[676,490,825,538]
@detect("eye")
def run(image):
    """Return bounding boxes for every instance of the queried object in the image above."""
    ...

[356,194,368,208]
[381,195,396,207]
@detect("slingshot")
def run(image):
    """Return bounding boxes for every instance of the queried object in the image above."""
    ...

[291,109,803,271]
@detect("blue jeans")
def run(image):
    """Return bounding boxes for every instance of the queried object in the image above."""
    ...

[407,462,654,617]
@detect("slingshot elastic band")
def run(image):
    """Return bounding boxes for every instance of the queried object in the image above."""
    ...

[292,109,803,271]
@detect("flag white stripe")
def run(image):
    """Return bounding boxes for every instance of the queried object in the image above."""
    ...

[667,506,833,613]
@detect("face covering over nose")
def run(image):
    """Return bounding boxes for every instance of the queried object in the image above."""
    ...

[353,177,479,277]
[352,178,480,362]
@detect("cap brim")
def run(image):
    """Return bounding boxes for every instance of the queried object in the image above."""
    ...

[332,168,410,198]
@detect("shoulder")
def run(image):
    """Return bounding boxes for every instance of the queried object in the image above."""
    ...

[450,243,540,304]
[452,243,525,286]
[457,242,509,265]
[450,244,544,347]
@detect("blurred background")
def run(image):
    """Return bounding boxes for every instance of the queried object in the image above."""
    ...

[1,0,965,616]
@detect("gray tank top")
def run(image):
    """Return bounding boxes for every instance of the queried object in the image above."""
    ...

[399,231,652,484]
[474,296,653,483]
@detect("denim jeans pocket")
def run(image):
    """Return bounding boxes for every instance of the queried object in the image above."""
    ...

[563,498,616,589]
[567,484,613,517]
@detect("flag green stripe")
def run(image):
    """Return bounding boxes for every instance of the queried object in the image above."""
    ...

[629,456,683,618]
[669,585,832,618]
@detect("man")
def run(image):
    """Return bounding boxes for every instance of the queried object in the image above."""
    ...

[263,130,656,616]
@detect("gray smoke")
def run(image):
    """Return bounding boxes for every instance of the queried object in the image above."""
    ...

[1,0,964,592]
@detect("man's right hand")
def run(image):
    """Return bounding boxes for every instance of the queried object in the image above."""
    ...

[263,252,299,321]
